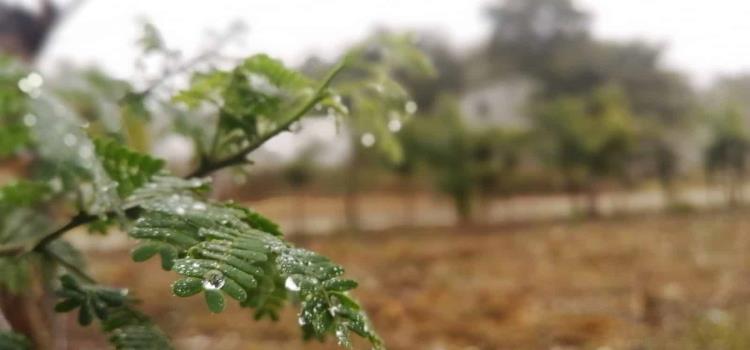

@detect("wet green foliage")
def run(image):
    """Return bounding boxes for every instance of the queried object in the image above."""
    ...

[55,275,173,350]
[127,175,382,347]
[0,35,390,348]
[0,331,31,350]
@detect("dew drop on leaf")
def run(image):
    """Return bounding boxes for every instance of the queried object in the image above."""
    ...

[63,134,78,147]
[285,276,300,292]
[360,133,375,148]
[388,118,402,132]
[192,202,207,211]
[405,100,418,114]
[202,269,226,290]
[22,114,36,127]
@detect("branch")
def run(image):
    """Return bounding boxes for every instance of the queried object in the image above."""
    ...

[43,246,96,284]
[0,58,347,257]
[189,59,347,177]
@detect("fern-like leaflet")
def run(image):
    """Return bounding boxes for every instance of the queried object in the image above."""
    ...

[124,174,383,348]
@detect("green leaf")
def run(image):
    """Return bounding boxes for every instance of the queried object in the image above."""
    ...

[94,138,164,196]
[54,275,173,349]
[131,243,161,262]
[0,123,30,157]
[171,277,203,297]
[54,298,81,312]
[204,289,225,313]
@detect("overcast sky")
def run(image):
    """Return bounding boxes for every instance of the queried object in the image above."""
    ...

[29,0,750,88]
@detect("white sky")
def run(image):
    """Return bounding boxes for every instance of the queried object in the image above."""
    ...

[30,0,750,87]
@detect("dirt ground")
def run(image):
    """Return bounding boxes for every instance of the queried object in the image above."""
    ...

[67,210,750,350]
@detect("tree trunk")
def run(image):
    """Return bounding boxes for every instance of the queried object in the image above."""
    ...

[343,150,361,233]
[585,184,600,217]
[401,175,417,227]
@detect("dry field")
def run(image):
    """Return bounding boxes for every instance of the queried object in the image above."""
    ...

[68,210,750,349]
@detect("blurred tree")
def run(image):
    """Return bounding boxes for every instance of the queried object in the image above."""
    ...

[484,0,694,206]
[0,0,59,62]
[705,105,750,207]
[305,31,433,232]
[532,86,637,216]
[471,128,526,223]
[399,95,527,224]
[406,95,475,223]
[397,31,465,113]
[483,0,595,96]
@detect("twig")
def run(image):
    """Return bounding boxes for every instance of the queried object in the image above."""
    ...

[43,247,96,284]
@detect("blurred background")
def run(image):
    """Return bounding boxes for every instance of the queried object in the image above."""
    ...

[5,0,750,349]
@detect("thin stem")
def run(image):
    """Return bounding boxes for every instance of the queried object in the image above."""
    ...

[33,212,97,251]
[43,247,96,284]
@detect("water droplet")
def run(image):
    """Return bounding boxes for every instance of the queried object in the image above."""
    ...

[328,305,340,317]
[63,134,77,147]
[298,315,307,325]
[22,114,36,127]
[25,72,43,88]
[175,207,186,215]
[247,73,280,96]
[405,101,418,114]
[360,133,376,148]
[202,270,225,290]
[78,145,93,159]
[388,119,402,132]
[18,72,43,98]
[192,202,207,211]
[285,276,301,292]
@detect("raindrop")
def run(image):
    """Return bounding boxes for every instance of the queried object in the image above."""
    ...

[175,207,186,215]
[202,270,226,290]
[285,276,301,292]
[247,73,280,96]
[25,72,43,88]
[388,119,402,132]
[192,202,207,211]
[360,133,376,148]
[405,100,418,114]
[78,145,93,159]
[328,305,340,317]
[22,114,36,127]
[63,134,78,147]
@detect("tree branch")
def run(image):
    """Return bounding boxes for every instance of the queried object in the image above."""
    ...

[189,59,346,177]
[0,58,347,257]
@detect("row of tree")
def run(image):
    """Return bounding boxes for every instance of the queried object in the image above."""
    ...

[316,0,750,225]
